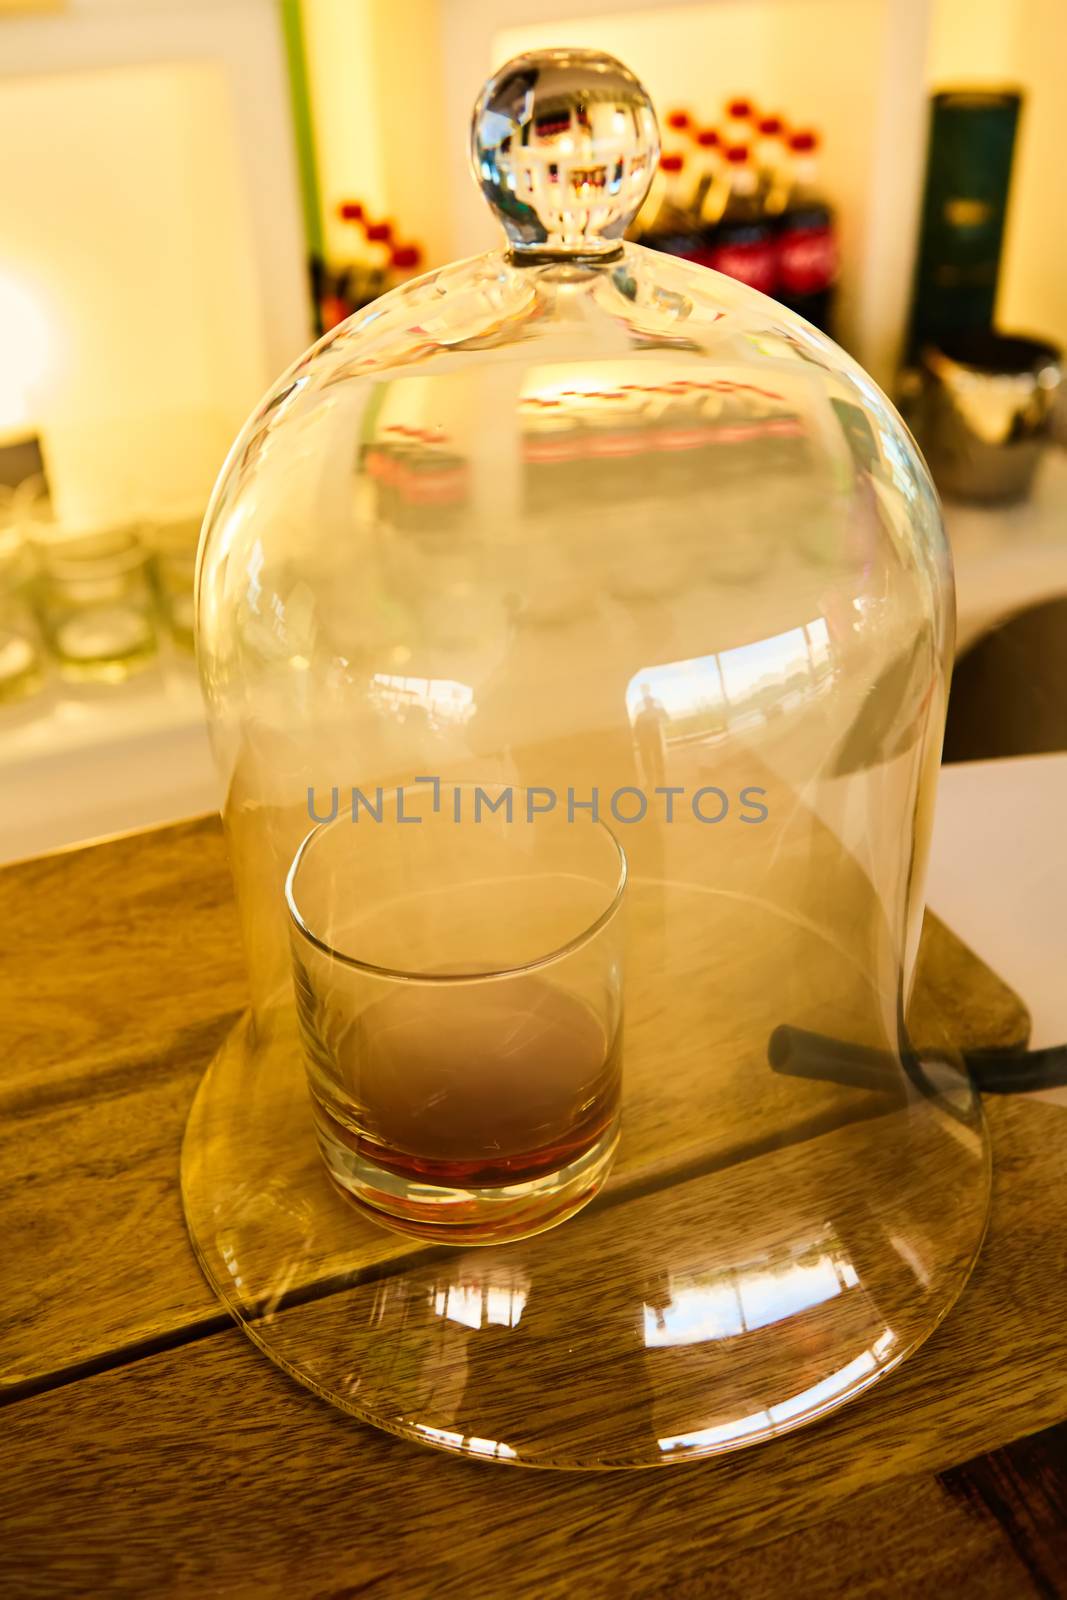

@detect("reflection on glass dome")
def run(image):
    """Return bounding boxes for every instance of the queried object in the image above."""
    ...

[185,46,988,1467]
[643,1228,861,1349]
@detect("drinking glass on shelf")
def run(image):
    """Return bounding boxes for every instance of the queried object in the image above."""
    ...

[0,491,46,707]
[25,488,159,683]
[285,782,627,1245]
[144,506,203,653]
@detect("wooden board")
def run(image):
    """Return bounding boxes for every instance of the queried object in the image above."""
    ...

[1,813,1061,1598]
[2,1097,1065,1596]
[0,815,1027,1396]
[0,820,245,1394]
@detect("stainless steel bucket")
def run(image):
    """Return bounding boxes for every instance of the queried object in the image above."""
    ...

[916,331,1062,503]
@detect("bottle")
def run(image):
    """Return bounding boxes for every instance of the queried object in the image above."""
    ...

[629,155,668,240]
[905,89,1022,361]
[335,200,382,318]
[699,145,777,296]
[637,153,699,256]
[723,98,757,147]
[663,108,694,156]
[690,127,724,218]
[328,200,371,327]
[390,244,424,286]
[361,220,394,301]
[754,115,789,212]
[776,131,838,332]
[365,219,393,256]
[698,131,733,229]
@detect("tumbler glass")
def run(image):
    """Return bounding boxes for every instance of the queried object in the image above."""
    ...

[286,782,627,1244]
[33,521,158,682]
[0,495,46,706]
[145,506,202,652]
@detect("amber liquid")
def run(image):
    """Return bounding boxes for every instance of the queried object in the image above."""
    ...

[298,971,621,1190]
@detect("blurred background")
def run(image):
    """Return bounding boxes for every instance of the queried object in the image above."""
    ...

[1,0,1066,863]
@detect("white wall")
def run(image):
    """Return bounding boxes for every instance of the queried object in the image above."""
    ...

[302,0,452,267]
[0,0,311,519]
[0,61,264,520]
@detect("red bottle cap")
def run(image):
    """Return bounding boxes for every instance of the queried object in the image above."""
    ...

[366,221,393,242]
[338,201,364,221]
[758,115,784,137]
[696,128,721,148]
[659,153,685,173]
[726,98,755,120]
[665,109,692,131]
[725,145,751,165]
[320,295,349,331]
[391,244,422,270]
[789,130,819,153]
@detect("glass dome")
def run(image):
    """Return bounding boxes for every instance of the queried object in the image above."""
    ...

[184,49,988,1468]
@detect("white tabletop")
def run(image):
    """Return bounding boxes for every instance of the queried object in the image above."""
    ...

[945,450,1067,653]
[928,751,1067,1105]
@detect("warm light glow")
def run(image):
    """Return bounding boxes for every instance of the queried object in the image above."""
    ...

[0,271,51,434]
[0,60,267,520]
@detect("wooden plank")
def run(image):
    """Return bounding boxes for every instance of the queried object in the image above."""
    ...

[0,819,246,1390]
[220,1097,988,1467]
[0,1097,1064,1599]
[179,890,1016,1333]
[0,813,1030,1395]
[0,816,245,1107]
[683,1468,1045,1600]
[939,1419,1067,1596]
[909,913,1030,1056]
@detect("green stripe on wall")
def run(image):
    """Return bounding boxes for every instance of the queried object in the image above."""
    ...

[279,0,325,262]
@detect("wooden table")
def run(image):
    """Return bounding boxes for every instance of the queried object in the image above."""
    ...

[2,817,1066,1597]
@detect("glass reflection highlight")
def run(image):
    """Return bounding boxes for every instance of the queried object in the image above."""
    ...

[417,1424,517,1461]
[370,673,475,728]
[643,1231,862,1349]
[657,1343,896,1456]
[430,1278,529,1332]
[626,616,836,760]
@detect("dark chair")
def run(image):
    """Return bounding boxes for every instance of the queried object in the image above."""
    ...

[943,595,1067,762]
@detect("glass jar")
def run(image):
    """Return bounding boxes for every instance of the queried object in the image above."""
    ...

[0,492,46,706]
[144,506,203,653]
[30,510,158,683]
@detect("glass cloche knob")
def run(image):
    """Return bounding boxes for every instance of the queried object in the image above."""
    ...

[471,48,660,258]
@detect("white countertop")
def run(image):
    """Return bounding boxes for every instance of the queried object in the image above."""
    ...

[945,450,1067,652]
[928,751,1067,1103]
[2,455,1067,995]
[0,650,218,864]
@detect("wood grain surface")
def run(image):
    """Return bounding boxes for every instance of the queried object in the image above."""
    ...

[2,1096,1066,1597]
[0,820,244,1392]
[0,815,1063,1597]
[0,816,1027,1397]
